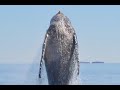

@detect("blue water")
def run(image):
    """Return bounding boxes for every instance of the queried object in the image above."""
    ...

[80,63,120,85]
[0,63,120,85]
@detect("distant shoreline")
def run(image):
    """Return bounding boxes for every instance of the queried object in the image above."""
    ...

[80,61,104,64]
[92,61,104,63]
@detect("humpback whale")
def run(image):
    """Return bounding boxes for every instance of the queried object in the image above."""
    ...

[39,11,80,85]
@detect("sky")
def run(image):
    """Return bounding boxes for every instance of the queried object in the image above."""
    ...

[0,5,120,63]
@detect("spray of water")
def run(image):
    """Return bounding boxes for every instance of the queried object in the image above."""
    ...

[24,47,48,85]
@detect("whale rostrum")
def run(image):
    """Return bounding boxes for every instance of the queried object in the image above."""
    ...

[39,11,80,85]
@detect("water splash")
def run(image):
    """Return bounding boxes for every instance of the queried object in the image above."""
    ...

[24,47,48,85]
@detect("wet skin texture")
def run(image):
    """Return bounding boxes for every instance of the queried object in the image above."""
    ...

[39,11,79,85]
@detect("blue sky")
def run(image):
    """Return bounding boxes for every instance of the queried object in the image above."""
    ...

[0,5,120,63]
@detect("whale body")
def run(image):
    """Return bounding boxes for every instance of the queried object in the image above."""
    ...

[39,11,80,85]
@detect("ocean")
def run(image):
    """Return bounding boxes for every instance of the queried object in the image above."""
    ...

[0,63,120,85]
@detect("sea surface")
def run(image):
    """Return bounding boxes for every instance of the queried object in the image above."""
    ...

[0,63,120,85]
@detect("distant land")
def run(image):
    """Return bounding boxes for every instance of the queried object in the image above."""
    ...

[80,61,104,64]
[92,61,104,63]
